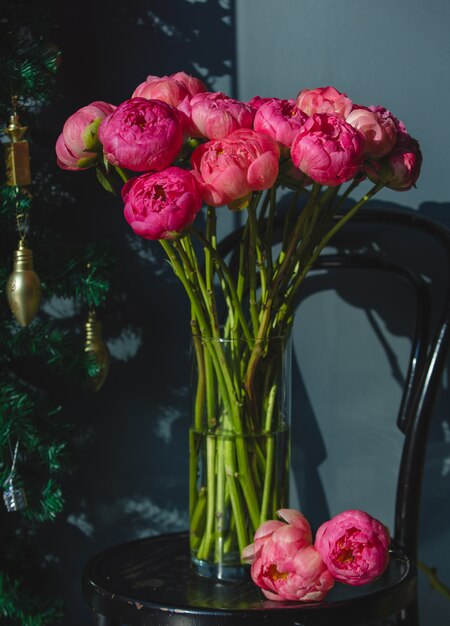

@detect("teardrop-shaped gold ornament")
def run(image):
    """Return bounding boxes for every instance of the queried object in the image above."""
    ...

[6,240,41,327]
[85,309,110,391]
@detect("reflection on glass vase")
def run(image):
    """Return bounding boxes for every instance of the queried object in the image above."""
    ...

[189,333,291,581]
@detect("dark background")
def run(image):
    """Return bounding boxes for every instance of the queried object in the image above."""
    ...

[6,1,450,624]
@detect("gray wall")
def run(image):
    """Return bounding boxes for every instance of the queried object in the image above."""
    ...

[235,1,450,623]
[43,1,449,624]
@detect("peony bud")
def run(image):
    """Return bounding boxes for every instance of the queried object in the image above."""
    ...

[56,101,115,171]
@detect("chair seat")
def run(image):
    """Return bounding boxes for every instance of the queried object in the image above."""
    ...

[82,531,417,626]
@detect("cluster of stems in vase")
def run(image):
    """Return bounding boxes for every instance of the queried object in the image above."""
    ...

[162,179,383,563]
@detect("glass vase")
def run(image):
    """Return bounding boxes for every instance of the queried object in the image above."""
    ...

[189,333,291,581]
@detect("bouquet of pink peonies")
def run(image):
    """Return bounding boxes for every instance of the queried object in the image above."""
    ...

[56,73,421,578]
[242,508,390,601]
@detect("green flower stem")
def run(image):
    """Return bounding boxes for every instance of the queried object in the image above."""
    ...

[257,188,272,223]
[244,185,322,397]
[189,429,199,519]
[247,200,260,336]
[259,434,275,525]
[224,438,249,553]
[205,206,220,337]
[190,484,206,548]
[214,437,226,561]
[281,181,385,325]
[176,239,219,338]
[281,189,302,255]
[263,185,278,281]
[333,178,362,214]
[285,186,337,286]
[259,365,279,524]
[161,239,246,433]
[272,186,341,329]
[191,322,206,431]
[113,166,130,183]
[196,435,216,560]
[195,340,260,532]
[237,221,250,302]
[204,347,217,429]
[276,184,321,269]
[235,437,260,531]
[418,561,450,600]
[191,230,253,345]
[160,240,211,336]
[162,243,241,439]
[264,382,278,432]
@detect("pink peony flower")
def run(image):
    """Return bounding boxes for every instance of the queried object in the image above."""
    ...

[247,96,274,111]
[346,106,397,159]
[253,98,309,148]
[243,509,334,602]
[170,72,208,98]
[132,72,208,136]
[315,509,390,586]
[56,101,115,170]
[98,98,183,172]
[296,86,353,118]
[291,113,364,186]
[132,72,207,105]
[187,92,255,139]
[369,105,408,136]
[132,76,189,108]
[122,166,203,240]
[242,509,312,564]
[191,128,280,206]
[365,133,422,191]
[362,106,422,190]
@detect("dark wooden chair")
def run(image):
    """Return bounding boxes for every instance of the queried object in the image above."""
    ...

[82,206,450,625]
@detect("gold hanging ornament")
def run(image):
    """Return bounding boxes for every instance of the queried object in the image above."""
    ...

[85,309,110,391]
[4,96,31,187]
[6,239,42,327]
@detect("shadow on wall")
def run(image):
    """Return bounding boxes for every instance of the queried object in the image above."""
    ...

[289,198,450,623]
[53,0,236,106]
[290,199,450,520]
[33,2,237,626]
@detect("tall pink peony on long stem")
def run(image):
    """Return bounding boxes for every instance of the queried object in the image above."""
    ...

[56,101,115,170]
[242,509,334,602]
[98,98,183,172]
[191,128,280,206]
[291,113,364,186]
[315,509,390,586]
[122,166,202,240]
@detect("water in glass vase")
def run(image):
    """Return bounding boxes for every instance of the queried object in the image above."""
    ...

[189,426,290,581]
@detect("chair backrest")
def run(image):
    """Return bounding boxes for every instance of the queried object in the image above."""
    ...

[219,205,450,561]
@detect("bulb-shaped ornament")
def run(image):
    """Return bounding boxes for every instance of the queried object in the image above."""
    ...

[6,241,41,327]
